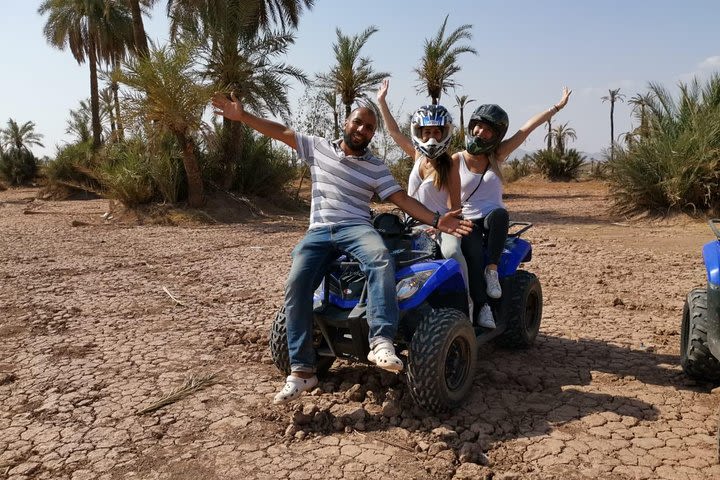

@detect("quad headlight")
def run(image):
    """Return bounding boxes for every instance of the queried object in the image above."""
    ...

[396,270,434,301]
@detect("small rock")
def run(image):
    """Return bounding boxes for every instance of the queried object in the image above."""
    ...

[382,400,401,418]
[294,430,307,440]
[432,426,458,442]
[345,384,365,402]
[302,404,319,417]
[285,424,298,437]
[427,441,449,456]
[613,297,624,306]
[348,407,367,422]
[292,411,312,426]
[458,442,480,463]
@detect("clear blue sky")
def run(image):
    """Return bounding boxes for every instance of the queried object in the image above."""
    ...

[2,1,719,158]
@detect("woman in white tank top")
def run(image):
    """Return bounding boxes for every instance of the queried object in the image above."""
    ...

[457,87,572,329]
[377,79,470,290]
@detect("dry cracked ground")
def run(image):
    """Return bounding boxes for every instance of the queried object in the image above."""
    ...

[2,179,720,480]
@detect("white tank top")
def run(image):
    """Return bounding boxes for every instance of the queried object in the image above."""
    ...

[459,152,505,220]
[407,157,450,214]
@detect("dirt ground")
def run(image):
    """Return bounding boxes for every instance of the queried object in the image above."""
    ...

[2,179,720,480]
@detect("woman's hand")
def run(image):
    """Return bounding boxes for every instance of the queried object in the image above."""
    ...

[556,86,572,110]
[377,78,389,104]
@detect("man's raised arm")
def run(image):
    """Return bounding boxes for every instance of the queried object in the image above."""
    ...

[211,92,297,150]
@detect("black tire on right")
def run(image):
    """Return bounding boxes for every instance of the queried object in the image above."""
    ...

[496,270,543,348]
[680,288,720,381]
[269,307,334,378]
[406,308,477,413]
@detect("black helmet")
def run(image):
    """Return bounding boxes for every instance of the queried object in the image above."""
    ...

[466,104,509,155]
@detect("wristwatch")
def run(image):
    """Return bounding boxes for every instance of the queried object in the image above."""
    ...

[432,211,440,228]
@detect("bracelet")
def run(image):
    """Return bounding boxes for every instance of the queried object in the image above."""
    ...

[432,211,440,228]
[551,105,560,114]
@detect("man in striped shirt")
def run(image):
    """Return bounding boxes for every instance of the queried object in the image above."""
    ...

[213,92,472,404]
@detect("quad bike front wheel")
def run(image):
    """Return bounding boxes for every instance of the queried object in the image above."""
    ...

[406,308,477,413]
[496,270,543,348]
[269,307,335,377]
[680,288,720,382]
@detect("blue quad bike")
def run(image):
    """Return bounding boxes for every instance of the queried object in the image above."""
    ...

[270,212,543,413]
[680,219,720,381]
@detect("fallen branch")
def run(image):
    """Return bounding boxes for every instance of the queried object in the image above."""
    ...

[162,286,186,307]
[138,372,219,415]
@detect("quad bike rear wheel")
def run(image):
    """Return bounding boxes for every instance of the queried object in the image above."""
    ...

[269,307,335,377]
[680,288,720,381]
[496,270,543,348]
[406,308,477,413]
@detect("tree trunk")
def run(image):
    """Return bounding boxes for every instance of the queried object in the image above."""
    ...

[546,119,552,151]
[345,103,351,119]
[221,117,244,190]
[112,57,124,142]
[88,34,102,150]
[610,103,615,161]
[459,108,466,144]
[332,109,339,139]
[177,131,204,208]
[129,0,149,56]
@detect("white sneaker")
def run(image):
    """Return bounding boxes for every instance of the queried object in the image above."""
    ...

[478,304,496,329]
[485,267,502,299]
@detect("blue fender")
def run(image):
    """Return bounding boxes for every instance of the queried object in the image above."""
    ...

[703,240,720,288]
[498,238,532,278]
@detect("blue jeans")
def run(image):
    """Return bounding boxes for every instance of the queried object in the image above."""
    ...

[284,223,398,373]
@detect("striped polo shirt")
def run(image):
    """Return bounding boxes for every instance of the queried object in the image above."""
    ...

[295,133,402,229]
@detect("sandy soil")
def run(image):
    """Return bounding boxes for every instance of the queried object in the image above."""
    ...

[1,179,720,480]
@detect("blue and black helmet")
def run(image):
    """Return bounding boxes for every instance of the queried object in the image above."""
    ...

[466,104,509,155]
[410,105,454,159]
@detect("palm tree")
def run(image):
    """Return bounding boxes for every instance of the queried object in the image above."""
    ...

[414,16,477,105]
[551,122,577,156]
[126,0,154,56]
[168,0,311,189]
[119,43,212,207]
[0,120,45,152]
[316,26,389,118]
[320,90,340,139]
[628,92,654,140]
[454,94,475,143]
[168,0,313,37]
[66,100,93,144]
[601,88,625,161]
[39,0,134,150]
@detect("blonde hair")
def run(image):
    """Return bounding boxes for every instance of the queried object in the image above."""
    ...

[487,152,505,184]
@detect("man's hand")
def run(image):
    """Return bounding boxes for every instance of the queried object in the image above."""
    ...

[212,91,244,122]
[437,209,474,238]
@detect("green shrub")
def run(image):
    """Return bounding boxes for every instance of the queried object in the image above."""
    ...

[100,141,154,206]
[503,154,535,182]
[531,148,585,180]
[608,74,720,215]
[388,156,413,191]
[44,141,100,193]
[0,148,37,185]
[586,160,609,180]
